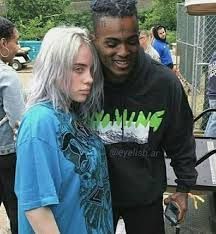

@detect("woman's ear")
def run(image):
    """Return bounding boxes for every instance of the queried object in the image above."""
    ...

[0,38,7,47]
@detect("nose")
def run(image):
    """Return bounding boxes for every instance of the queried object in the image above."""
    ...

[84,70,93,85]
[117,43,130,57]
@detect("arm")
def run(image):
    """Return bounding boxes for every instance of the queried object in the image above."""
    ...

[162,76,198,221]
[25,207,60,234]
[2,70,25,128]
[15,111,62,233]
[152,40,163,58]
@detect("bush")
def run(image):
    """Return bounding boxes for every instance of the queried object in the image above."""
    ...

[166,31,176,44]
[17,16,55,40]
[15,11,92,40]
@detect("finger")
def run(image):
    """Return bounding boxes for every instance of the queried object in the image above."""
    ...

[178,209,186,223]
[164,196,171,205]
[175,202,186,222]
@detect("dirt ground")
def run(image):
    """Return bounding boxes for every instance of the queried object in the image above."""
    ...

[0,205,11,234]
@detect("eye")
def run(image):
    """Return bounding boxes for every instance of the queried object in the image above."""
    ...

[73,66,84,73]
[105,40,118,48]
[127,37,139,46]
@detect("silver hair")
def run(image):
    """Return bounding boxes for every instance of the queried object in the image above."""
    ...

[26,26,103,120]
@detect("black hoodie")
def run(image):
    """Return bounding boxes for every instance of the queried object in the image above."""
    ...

[93,50,197,207]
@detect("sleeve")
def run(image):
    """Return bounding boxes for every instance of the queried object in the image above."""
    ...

[15,117,62,211]
[162,76,198,192]
[2,70,25,128]
[152,41,163,57]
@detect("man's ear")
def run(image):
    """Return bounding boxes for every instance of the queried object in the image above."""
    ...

[90,33,96,43]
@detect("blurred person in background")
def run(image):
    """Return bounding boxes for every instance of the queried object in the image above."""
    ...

[139,30,160,62]
[205,51,216,137]
[152,25,174,70]
[0,16,25,234]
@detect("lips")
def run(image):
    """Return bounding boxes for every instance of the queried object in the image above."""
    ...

[113,60,129,69]
[79,90,91,95]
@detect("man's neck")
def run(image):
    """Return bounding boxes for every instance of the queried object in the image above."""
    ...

[103,68,131,84]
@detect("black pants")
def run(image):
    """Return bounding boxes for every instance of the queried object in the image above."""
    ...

[113,198,165,234]
[0,153,18,234]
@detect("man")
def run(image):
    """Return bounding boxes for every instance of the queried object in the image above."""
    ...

[90,0,197,233]
[152,25,174,69]
[139,30,160,62]
[205,51,216,137]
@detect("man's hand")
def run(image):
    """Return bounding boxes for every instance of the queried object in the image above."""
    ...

[164,192,188,223]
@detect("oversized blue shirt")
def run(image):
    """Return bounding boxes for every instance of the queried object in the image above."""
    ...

[153,39,173,66]
[15,103,113,234]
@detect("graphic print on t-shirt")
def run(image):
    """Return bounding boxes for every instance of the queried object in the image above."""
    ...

[89,109,165,144]
[57,113,113,234]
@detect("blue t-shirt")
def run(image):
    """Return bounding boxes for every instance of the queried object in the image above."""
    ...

[153,39,173,66]
[15,103,113,234]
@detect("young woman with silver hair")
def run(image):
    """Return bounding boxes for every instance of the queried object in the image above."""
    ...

[15,26,113,234]
[0,16,25,234]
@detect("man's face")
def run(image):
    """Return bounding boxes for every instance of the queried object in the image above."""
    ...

[157,28,166,40]
[94,16,139,81]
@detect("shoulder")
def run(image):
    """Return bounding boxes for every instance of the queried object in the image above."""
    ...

[18,103,60,144]
[0,64,20,85]
[0,62,17,76]
[152,40,165,52]
[23,103,58,126]
[153,39,162,46]
[148,57,182,90]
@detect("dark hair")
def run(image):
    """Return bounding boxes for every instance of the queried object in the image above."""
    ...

[0,17,15,40]
[152,25,166,41]
[90,0,137,30]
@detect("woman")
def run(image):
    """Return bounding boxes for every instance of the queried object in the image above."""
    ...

[15,26,113,234]
[0,17,25,234]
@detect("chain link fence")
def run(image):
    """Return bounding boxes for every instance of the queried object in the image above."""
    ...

[176,3,216,131]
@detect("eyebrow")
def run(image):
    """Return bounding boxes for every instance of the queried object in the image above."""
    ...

[73,63,88,67]
[105,35,138,41]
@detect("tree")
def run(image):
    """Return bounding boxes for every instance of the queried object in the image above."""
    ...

[139,0,184,31]
[5,0,92,40]
[6,0,71,23]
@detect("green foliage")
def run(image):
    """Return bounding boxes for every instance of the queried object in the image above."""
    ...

[5,0,92,40]
[166,31,176,44]
[6,0,71,23]
[5,0,180,41]
[17,16,56,40]
[65,11,92,31]
[139,0,184,31]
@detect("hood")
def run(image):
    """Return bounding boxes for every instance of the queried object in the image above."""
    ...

[152,25,167,43]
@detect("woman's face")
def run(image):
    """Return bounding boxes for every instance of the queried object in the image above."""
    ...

[69,44,94,103]
[0,28,19,63]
